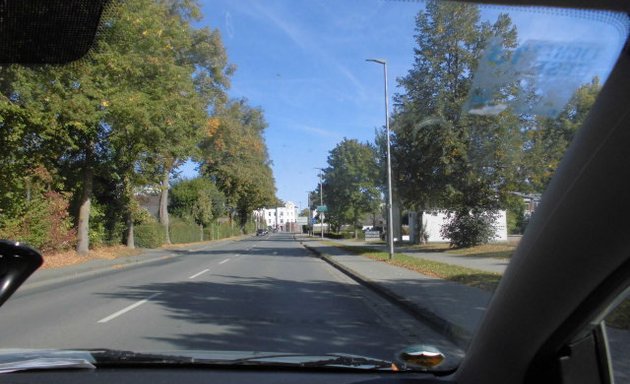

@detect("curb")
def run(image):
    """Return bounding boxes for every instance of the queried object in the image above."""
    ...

[21,253,178,292]
[297,236,471,348]
[21,235,251,292]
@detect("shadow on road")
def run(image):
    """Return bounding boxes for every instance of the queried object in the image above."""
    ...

[95,274,425,360]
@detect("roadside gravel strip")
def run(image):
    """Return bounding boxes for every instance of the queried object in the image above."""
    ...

[297,235,473,348]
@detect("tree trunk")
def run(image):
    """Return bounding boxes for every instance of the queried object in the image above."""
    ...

[159,166,171,244]
[126,214,135,249]
[76,149,94,255]
[124,174,135,249]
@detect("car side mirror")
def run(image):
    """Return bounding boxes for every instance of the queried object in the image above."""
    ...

[0,240,43,307]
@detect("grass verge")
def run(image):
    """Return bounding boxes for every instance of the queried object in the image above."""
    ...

[323,242,502,292]
[325,241,630,330]
[408,242,515,259]
[449,243,516,259]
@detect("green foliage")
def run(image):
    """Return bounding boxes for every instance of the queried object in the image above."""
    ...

[203,221,242,240]
[320,139,380,238]
[440,210,499,248]
[89,202,107,248]
[522,78,601,192]
[506,200,526,235]
[200,100,277,227]
[0,191,76,253]
[391,1,521,217]
[133,223,165,248]
[133,205,158,225]
[169,177,225,226]
[169,218,203,244]
[0,0,243,251]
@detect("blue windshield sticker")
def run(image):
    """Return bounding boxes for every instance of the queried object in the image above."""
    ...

[464,38,603,117]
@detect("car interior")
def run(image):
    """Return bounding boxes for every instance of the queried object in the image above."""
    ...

[0,0,629,383]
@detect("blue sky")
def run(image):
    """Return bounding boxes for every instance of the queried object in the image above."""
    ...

[180,1,627,210]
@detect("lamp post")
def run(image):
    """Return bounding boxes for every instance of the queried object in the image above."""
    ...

[314,168,325,239]
[366,58,394,260]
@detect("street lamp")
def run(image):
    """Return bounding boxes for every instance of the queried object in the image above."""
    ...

[366,58,394,260]
[314,168,325,239]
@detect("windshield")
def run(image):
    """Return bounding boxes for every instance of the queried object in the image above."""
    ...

[0,0,628,376]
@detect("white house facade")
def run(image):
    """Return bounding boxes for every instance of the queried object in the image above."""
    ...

[254,201,299,232]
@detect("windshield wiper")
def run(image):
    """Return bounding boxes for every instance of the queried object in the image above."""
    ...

[0,350,96,374]
[89,350,395,371]
[230,353,394,370]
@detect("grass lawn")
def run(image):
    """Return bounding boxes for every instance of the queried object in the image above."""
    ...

[324,241,630,330]
[410,242,516,259]
[323,242,502,292]
[449,243,516,259]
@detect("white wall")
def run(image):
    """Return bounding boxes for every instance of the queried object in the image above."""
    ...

[421,210,508,242]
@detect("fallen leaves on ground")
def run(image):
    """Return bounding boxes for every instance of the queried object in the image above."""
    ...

[41,246,142,270]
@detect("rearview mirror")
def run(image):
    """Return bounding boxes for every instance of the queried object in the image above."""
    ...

[0,240,43,307]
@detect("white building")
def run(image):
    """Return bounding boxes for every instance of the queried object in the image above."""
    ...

[409,210,508,243]
[254,201,299,232]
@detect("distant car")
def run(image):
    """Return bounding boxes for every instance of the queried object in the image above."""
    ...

[255,229,267,236]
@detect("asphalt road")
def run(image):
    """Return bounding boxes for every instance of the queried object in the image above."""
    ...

[0,233,458,361]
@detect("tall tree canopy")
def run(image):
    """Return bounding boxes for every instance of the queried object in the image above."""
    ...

[392,1,520,213]
[321,139,380,237]
[0,0,269,253]
[200,99,277,227]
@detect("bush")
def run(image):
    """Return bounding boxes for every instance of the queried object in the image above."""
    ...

[243,221,256,235]
[134,223,165,248]
[89,202,107,248]
[204,222,242,240]
[440,210,498,248]
[170,219,202,244]
[0,191,76,253]
[324,232,355,239]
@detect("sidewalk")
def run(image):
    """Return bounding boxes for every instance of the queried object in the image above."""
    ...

[296,234,493,347]
[331,238,508,274]
[22,235,250,291]
[297,235,630,382]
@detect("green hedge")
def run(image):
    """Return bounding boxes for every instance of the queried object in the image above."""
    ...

[203,222,242,240]
[134,223,166,248]
[134,220,251,248]
[170,219,202,244]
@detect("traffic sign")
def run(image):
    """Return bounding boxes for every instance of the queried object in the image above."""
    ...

[316,205,328,213]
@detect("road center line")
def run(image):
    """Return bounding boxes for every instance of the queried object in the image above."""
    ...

[219,258,230,264]
[189,268,210,279]
[97,293,161,324]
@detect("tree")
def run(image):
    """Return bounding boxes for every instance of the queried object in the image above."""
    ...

[0,0,235,252]
[169,177,225,226]
[522,77,601,193]
[390,1,521,245]
[200,99,277,228]
[146,4,233,244]
[321,139,380,238]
